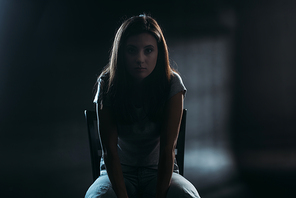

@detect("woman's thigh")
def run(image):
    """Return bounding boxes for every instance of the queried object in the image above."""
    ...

[166,173,201,198]
[85,174,138,198]
[85,174,116,198]
[141,172,201,198]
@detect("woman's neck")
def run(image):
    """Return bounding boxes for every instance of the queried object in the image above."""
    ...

[131,83,145,108]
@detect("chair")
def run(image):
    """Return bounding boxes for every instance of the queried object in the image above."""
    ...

[84,109,187,181]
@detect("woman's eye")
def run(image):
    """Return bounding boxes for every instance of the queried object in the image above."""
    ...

[127,48,137,54]
[145,48,153,54]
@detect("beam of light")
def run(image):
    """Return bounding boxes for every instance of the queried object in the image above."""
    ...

[169,36,236,189]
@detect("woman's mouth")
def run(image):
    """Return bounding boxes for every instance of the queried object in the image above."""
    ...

[135,67,146,72]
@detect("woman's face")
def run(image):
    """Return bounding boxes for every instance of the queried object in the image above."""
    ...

[124,33,158,83]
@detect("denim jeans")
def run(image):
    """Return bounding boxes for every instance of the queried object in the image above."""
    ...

[85,164,200,198]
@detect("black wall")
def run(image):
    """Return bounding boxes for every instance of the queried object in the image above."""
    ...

[1,0,296,198]
[232,1,296,197]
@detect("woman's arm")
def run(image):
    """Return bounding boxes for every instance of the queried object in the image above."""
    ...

[96,104,129,198]
[156,91,184,198]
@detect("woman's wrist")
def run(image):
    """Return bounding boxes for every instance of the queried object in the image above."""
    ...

[116,192,129,198]
[156,191,167,198]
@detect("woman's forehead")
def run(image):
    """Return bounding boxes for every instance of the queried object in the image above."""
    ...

[125,33,157,47]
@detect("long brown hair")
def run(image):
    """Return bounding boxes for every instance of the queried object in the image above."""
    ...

[97,14,174,123]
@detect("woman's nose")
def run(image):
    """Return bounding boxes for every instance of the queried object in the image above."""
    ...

[136,52,144,64]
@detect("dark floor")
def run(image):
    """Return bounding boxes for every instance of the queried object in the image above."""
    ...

[199,171,295,198]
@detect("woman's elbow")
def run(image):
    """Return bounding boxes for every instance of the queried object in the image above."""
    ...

[160,146,175,159]
[102,146,117,160]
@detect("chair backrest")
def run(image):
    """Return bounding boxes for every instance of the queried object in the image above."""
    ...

[84,109,187,181]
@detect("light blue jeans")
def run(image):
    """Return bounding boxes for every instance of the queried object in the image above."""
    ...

[85,164,200,198]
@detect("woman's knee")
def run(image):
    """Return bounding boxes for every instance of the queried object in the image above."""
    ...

[167,173,201,198]
[85,175,117,198]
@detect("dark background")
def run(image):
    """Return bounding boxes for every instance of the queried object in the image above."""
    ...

[1,0,296,197]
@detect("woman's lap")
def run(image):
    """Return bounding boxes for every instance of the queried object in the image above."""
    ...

[85,174,138,198]
[85,171,200,198]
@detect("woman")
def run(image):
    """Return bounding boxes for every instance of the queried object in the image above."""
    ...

[85,14,200,198]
